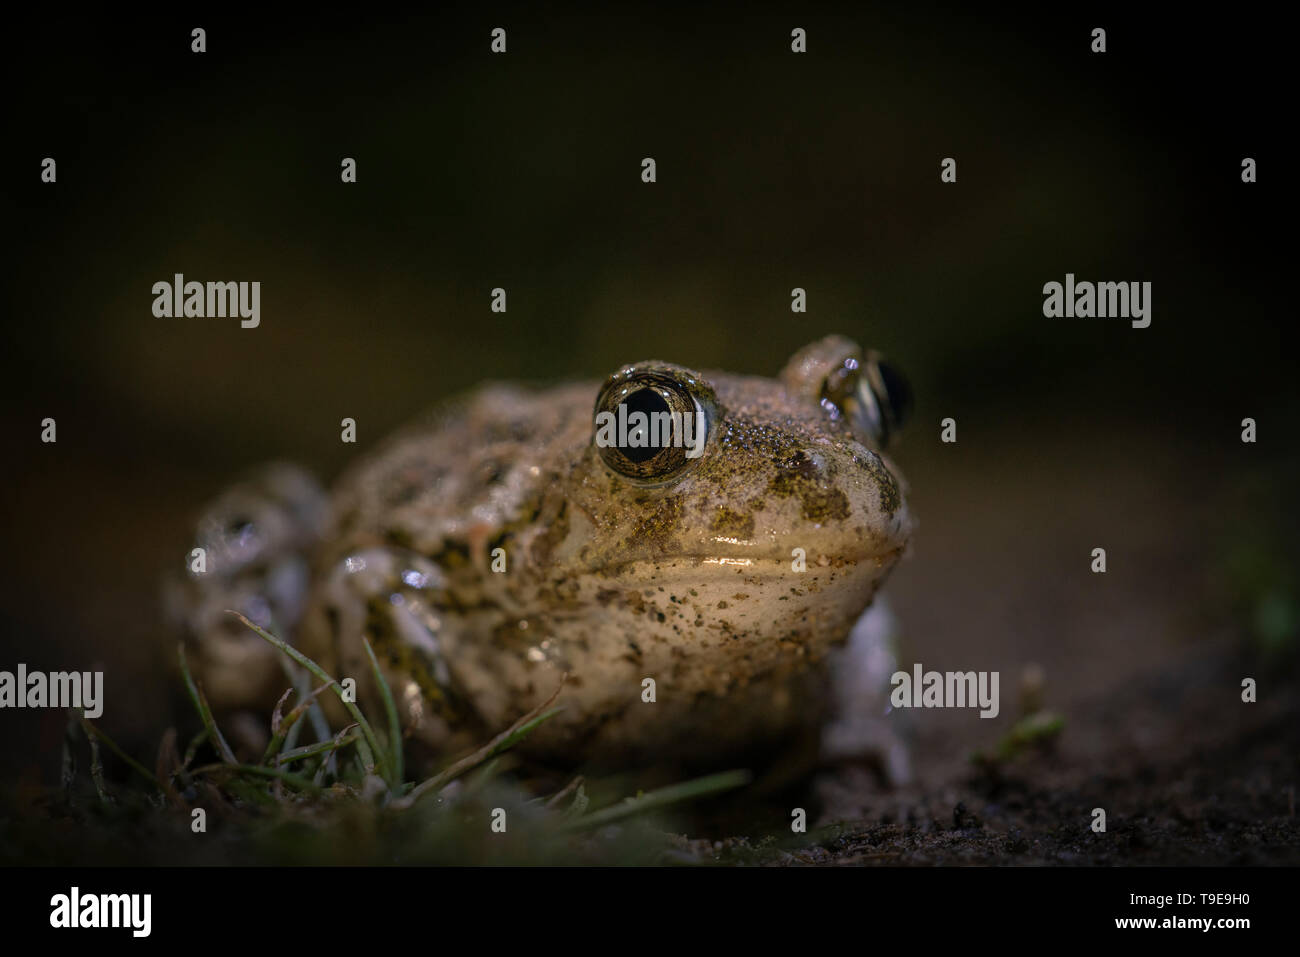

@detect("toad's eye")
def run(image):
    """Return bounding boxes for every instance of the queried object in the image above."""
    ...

[820,351,912,448]
[593,367,712,484]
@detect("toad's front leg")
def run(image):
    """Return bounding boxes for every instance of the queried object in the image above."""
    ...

[296,547,482,759]
[821,596,911,786]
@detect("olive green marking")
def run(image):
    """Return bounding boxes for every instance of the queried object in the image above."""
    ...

[711,506,756,540]
[364,596,464,724]
[859,454,901,514]
[767,468,851,523]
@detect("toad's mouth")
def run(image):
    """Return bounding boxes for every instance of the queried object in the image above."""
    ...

[568,552,898,652]
[589,546,906,581]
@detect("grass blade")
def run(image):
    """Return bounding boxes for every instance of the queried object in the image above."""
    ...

[278,732,360,766]
[86,719,109,802]
[393,677,567,809]
[177,643,237,765]
[561,770,752,831]
[278,656,332,751]
[81,718,164,791]
[61,713,79,801]
[181,728,209,771]
[262,681,335,766]
[227,611,391,784]
[314,723,360,786]
[361,634,403,786]
[191,762,322,795]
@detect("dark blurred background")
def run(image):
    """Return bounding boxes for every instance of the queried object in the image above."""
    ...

[2,4,1294,807]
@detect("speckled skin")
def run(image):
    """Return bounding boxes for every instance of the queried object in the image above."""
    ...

[171,336,913,769]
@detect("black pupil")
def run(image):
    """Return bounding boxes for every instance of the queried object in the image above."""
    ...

[621,387,672,463]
